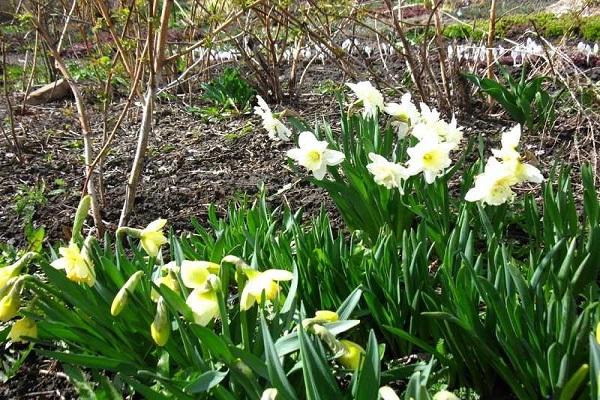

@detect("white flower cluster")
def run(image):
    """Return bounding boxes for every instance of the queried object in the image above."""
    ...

[259,80,542,207]
[465,125,543,205]
[577,41,599,63]
[449,38,544,67]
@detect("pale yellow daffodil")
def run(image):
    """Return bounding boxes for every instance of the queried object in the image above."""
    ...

[337,339,365,370]
[260,388,279,400]
[465,157,518,206]
[139,219,168,257]
[151,262,181,302]
[240,269,293,311]
[179,261,222,326]
[8,317,38,343]
[378,386,400,400]
[314,310,339,323]
[51,241,95,287]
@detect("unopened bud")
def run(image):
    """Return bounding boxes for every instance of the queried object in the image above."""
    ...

[151,297,170,346]
[111,271,144,316]
[0,284,21,322]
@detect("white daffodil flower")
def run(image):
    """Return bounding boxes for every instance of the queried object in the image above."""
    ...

[406,135,454,184]
[139,219,168,257]
[465,157,518,205]
[492,125,543,184]
[366,153,410,190]
[287,131,345,180]
[240,269,293,311]
[412,103,463,148]
[51,241,96,287]
[383,93,420,138]
[346,81,384,118]
[261,388,278,400]
[378,386,401,400]
[254,95,292,141]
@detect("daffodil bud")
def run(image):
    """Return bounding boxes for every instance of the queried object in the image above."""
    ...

[151,297,170,346]
[0,252,36,293]
[260,388,278,400]
[151,269,179,302]
[595,322,600,345]
[433,390,461,400]
[0,283,21,322]
[337,339,365,370]
[315,310,339,323]
[231,358,254,380]
[111,271,144,316]
[116,226,142,238]
[72,195,91,243]
[221,255,248,268]
[8,317,38,343]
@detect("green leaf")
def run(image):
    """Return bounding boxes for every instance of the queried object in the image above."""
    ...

[186,370,228,394]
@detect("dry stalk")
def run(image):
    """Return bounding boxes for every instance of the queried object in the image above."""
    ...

[1,43,24,162]
[119,0,173,227]
[29,5,105,236]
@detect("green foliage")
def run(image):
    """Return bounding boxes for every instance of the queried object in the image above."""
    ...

[201,67,256,113]
[464,67,557,132]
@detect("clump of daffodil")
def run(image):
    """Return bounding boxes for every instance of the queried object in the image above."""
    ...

[337,339,365,370]
[117,219,168,257]
[346,81,384,118]
[260,388,278,400]
[111,271,144,316]
[412,103,463,150]
[366,153,410,191]
[466,125,543,206]
[433,390,461,400]
[240,268,293,311]
[406,135,454,184]
[51,237,95,287]
[151,296,170,346]
[378,386,400,400]
[383,92,420,138]
[254,95,292,141]
[8,317,38,343]
[181,260,221,326]
[0,252,37,292]
[286,131,345,180]
[151,262,180,302]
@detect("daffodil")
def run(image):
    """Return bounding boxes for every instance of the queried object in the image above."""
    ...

[287,131,345,180]
[366,153,410,190]
[0,252,36,292]
[596,322,600,344]
[465,157,518,206]
[433,390,461,400]
[51,241,95,287]
[346,81,384,118]
[0,281,21,322]
[240,269,293,311]
[378,386,401,400]
[314,310,339,323]
[383,93,420,137]
[179,261,222,325]
[260,388,278,400]
[151,297,170,346]
[492,125,543,184]
[8,317,37,343]
[337,339,365,370]
[406,135,454,184]
[412,104,463,149]
[254,95,292,141]
[186,282,220,326]
[111,271,144,316]
[151,263,180,302]
[139,219,168,257]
